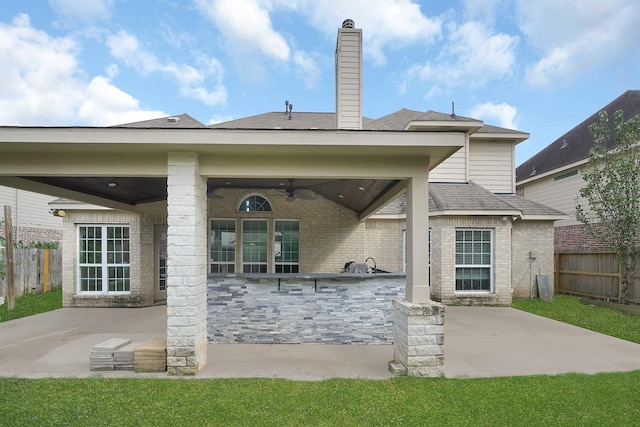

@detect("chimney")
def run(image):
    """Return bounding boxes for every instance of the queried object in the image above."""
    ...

[335,19,362,130]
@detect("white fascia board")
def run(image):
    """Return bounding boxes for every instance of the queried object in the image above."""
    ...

[48,201,112,211]
[368,214,406,220]
[520,214,570,221]
[471,132,530,144]
[405,120,484,134]
[517,159,588,185]
[428,209,521,217]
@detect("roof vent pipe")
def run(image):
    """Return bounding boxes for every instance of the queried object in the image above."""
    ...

[342,19,355,28]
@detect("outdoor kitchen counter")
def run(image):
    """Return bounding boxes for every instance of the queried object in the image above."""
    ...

[206,273,406,344]
[208,272,405,281]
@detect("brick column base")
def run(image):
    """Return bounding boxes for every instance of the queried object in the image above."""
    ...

[389,299,445,377]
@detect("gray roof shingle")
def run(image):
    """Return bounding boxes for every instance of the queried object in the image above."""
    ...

[376,182,565,218]
[516,90,640,182]
[113,113,206,128]
[209,112,339,129]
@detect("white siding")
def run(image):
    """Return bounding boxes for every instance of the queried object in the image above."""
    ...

[429,147,466,183]
[521,169,585,226]
[469,140,514,193]
[335,29,362,130]
[0,186,63,230]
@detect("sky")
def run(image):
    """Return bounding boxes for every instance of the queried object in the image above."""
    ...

[1,0,638,165]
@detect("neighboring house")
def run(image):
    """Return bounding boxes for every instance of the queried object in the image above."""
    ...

[0,20,562,376]
[0,187,63,244]
[516,90,640,251]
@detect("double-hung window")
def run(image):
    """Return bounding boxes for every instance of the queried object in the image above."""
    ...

[455,229,492,291]
[78,225,130,293]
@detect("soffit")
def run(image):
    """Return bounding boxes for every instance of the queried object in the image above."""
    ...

[0,127,464,214]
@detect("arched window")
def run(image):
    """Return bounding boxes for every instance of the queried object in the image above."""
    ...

[238,195,272,212]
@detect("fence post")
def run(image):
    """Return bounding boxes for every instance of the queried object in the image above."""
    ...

[618,260,622,303]
[43,248,49,293]
[4,206,14,311]
[554,253,560,292]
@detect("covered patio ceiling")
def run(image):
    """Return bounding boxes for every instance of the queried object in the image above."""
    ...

[0,126,467,217]
[20,176,399,214]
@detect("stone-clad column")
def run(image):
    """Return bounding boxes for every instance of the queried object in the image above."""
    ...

[390,175,445,377]
[166,152,208,375]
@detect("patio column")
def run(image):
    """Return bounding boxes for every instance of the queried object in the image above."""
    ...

[405,175,430,303]
[166,152,208,375]
[390,175,446,377]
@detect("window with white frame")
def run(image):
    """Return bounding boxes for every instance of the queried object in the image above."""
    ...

[78,225,130,293]
[210,219,236,273]
[239,195,272,212]
[455,229,492,291]
[275,220,299,273]
[242,219,268,273]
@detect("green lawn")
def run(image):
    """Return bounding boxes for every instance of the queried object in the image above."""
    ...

[1,291,640,425]
[512,294,640,344]
[1,372,640,426]
[0,286,62,323]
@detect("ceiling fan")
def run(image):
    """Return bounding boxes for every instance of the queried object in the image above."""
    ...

[282,179,316,202]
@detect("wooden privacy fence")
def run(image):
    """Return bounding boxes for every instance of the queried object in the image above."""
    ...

[0,248,62,298]
[555,251,639,304]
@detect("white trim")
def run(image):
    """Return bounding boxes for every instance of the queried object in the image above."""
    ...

[471,132,530,143]
[454,228,494,293]
[517,159,588,185]
[237,193,274,213]
[76,224,131,295]
[241,218,269,273]
[209,218,236,274]
[429,209,521,217]
[274,219,300,274]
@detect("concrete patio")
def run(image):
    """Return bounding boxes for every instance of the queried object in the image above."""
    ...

[1,305,639,380]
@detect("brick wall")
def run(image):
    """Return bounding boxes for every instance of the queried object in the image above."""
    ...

[512,220,555,298]
[364,219,405,272]
[554,223,612,251]
[430,216,513,306]
[61,210,161,308]
[207,188,367,273]
[0,225,63,246]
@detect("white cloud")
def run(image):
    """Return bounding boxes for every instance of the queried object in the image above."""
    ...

[292,0,442,66]
[0,14,166,126]
[469,102,518,129]
[293,51,321,89]
[461,0,507,25]
[106,30,227,106]
[0,14,84,125]
[49,0,114,22]
[195,0,290,61]
[516,0,640,87]
[78,75,166,126]
[406,21,518,93]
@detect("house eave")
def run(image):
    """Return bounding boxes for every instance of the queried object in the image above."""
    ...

[404,120,484,134]
[520,214,570,221]
[429,209,521,217]
[471,132,530,144]
[517,159,588,185]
